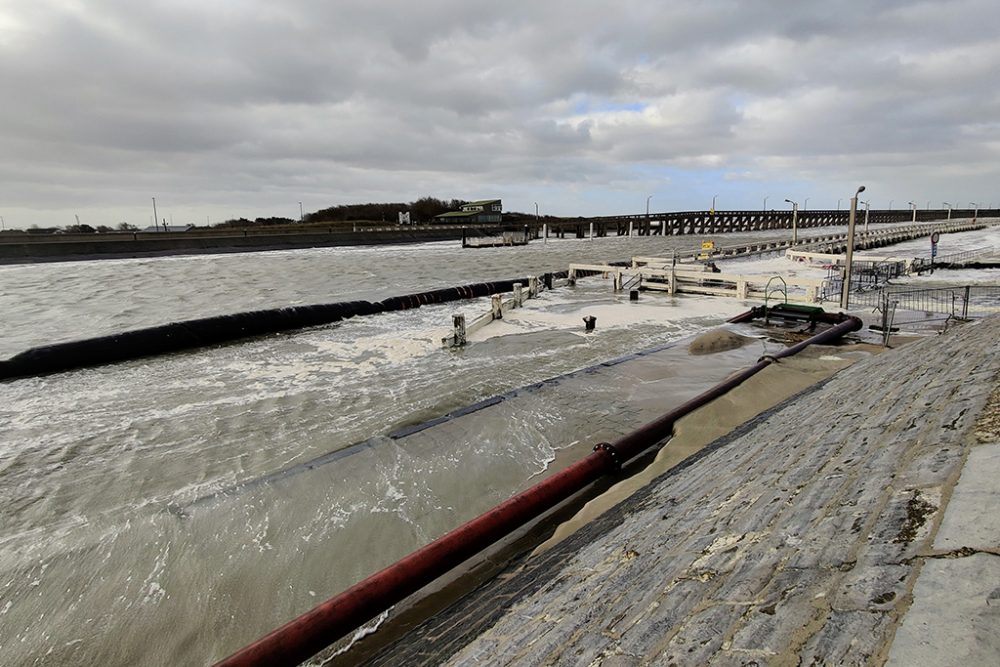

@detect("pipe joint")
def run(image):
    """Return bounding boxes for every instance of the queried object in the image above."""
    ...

[593,442,622,471]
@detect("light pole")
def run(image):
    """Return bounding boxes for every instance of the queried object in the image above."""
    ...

[763,195,768,210]
[784,198,799,244]
[299,201,303,222]
[970,202,979,220]
[837,198,842,211]
[888,199,893,210]
[841,185,866,311]
[943,202,952,220]
[152,197,158,232]
[646,195,653,235]
[0,216,5,231]
[926,201,930,210]
[861,200,870,232]
[804,197,810,211]
[711,194,718,213]
[908,201,916,224]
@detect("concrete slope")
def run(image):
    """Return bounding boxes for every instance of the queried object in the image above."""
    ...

[366,316,1000,666]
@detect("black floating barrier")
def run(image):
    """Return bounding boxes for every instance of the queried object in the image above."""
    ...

[0,277,533,381]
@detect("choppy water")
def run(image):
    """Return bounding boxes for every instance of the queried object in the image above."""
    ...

[0,227,948,665]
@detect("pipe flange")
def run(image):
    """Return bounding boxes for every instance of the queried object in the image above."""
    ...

[593,442,622,471]
[758,354,780,364]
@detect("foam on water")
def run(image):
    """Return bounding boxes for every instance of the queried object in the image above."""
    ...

[3,224,986,665]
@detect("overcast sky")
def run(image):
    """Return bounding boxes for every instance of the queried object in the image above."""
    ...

[1,0,998,228]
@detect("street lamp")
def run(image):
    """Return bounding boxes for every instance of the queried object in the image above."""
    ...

[908,201,916,224]
[152,197,159,232]
[837,198,842,211]
[299,201,303,221]
[804,197,810,210]
[646,195,653,235]
[888,199,893,210]
[711,194,718,213]
[841,185,866,311]
[943,202,952,220]
[926,201,930,210]
[860,200,870,232]
[970,202,979,220]
[763,195,768,210]
[784,198,799,244]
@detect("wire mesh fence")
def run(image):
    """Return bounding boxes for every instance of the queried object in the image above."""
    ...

[820,260,909,301]
[819,246,997,303]
[857,285,1000,341]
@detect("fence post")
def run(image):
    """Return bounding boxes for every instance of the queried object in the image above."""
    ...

[491,294,503,320]
[528,276,538,297]
[963,285,970,319]
[513,283,523,307]
[881,292,894,347]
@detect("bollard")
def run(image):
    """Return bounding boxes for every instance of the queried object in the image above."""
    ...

[451,314,466,347]
[528,276,539,297]
[513,283,523,307]
[583,315,596,331]
[491,294,503,320]
[629,290,639,302]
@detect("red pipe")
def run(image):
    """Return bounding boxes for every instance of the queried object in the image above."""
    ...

[213,315,862,667]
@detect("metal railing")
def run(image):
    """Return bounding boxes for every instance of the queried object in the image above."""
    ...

[820,259,909,301]
[861,285,1000,341]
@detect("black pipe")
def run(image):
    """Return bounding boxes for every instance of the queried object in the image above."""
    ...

[1,277,533,381]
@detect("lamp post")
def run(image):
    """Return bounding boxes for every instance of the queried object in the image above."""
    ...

[840,185,866,311]
[646,195,653,235]
[943,202,952,220]
[861,200,870,232]
[152,197,158,232]
[299,201,303,222]
[784,198,799,244]
[711,194,718,215]
[908,201,916,224]
[837,198,842,211]
[804,197,810,211]
[970,202,978,220]
[926,201,930,210]
[763,195,768,210]
[888,199,893,210]
[0,216,5,231]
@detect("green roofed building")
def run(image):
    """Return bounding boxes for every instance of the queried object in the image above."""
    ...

[434,199,502,224]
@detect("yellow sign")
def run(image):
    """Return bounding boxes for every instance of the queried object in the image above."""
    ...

[701,241,716,251]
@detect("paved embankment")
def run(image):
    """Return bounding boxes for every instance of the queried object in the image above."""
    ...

[362,317,1000,666]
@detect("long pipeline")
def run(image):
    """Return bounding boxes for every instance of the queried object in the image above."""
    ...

[213,314,862,667]
[0,275,572,381]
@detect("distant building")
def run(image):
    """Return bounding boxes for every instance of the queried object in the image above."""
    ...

[434,199,502,224]
[142,224,195,232]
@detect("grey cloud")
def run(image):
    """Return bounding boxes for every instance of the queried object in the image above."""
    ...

[1,0,999,224]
